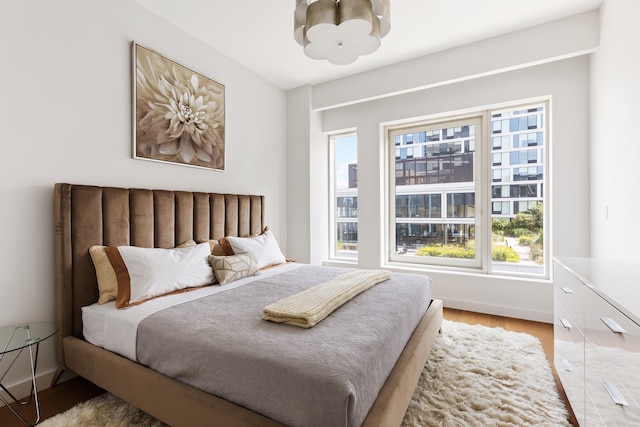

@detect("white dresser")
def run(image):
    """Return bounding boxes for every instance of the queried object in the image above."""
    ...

[554,257,640,426]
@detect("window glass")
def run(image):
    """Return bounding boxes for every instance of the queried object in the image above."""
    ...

[331,134,358,259]
[491,105,545,275]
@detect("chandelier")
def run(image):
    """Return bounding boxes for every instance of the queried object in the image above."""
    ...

[294,0,391,65]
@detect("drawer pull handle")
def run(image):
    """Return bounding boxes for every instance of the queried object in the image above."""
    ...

[560,286,574,294]
[602,381,628,406]
[600,317,626,334]
[560,318,572,329]
[560,358,572,372]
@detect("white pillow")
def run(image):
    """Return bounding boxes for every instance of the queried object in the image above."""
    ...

[105,242,215,308]
[225,230,286,269]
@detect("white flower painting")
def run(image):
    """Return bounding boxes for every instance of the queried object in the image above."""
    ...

[133,43,225,170]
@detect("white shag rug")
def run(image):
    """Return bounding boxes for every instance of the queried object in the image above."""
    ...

[401,320,571,427]
[40,320,571,427]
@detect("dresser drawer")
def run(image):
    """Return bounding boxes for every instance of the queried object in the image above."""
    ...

[554,301,586,423]
[585,339,640,425]
[554,263,585,329]
[583,287,640,352]
[555,302,585,376]
[591,343,640,412]
[585,390,606,427]
[583,287,640,407]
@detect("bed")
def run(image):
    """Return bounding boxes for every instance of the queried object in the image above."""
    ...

[52,183,443,427]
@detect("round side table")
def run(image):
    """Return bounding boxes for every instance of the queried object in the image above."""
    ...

[0,322,58,426]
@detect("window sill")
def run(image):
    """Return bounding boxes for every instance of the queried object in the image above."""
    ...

[322,259,359,268]
[382,260,551,284]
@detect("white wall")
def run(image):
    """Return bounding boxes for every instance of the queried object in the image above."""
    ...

[0,0,286,395]
[287,11,597,322]
[311,10,599,111]
[320,57,591,322]
[590,0,640,260]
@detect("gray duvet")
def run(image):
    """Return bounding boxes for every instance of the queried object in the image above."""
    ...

[136,265,432,427]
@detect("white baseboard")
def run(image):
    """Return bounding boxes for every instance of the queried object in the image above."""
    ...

[0,368,58,408]
[443,297,553,323]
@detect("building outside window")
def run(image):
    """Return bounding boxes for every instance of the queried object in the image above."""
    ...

[330,133,358,260]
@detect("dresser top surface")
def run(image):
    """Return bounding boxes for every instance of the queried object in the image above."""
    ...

[555,256,640,325]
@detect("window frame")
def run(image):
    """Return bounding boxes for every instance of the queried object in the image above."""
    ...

[386,115,485,269]
[384,100,550,278]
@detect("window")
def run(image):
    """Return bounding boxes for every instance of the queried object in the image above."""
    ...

[389,118,481,268]
[387,102,547,277]
[330,133,358,260]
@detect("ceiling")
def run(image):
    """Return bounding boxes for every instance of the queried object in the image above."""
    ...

[134,0,602,91]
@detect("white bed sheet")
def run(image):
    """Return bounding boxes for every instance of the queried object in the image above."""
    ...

[82,262,304,361]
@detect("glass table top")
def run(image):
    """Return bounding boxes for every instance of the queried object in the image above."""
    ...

[0,322,58,355]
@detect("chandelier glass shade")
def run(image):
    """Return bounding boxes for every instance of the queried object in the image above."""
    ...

[294,0,390,65]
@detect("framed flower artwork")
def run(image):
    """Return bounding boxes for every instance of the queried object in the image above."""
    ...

[132,42,225,170]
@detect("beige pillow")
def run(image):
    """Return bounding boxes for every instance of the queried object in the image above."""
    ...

[89,239,196,304]
[209,240,226,256]
[208,253,259,285]
[89,245,119,304]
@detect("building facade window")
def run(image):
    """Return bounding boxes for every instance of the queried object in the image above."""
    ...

[387,102,547,277]
[330,133,358,260]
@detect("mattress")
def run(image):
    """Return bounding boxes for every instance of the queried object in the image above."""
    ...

[83,263,433,427]
[82,262,304,359]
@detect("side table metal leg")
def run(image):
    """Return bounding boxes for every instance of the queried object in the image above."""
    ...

[25,342,41,424]
[49,366,65,388]
[0,391,34,426]
[0,342,42,426]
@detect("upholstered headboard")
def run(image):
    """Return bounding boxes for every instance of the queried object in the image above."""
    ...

[53,183,265,370]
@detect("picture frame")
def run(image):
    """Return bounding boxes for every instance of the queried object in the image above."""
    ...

[132,42,225,171]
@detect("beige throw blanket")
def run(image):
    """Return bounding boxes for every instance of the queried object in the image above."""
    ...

[263,269,391,328]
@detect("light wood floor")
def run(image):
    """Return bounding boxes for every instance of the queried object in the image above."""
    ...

[0,308,577,426]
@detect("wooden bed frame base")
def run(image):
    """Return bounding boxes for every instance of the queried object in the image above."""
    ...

[62,299,442,427]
